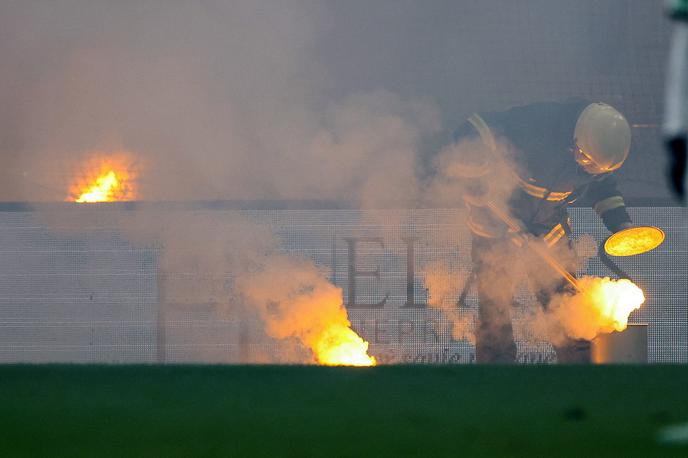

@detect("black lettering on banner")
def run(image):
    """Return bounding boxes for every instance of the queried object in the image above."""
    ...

[374,319,390,344]
[401,237,427,308]
[397,319,414,344]
[345,237,389,308]
[423,319,440,343]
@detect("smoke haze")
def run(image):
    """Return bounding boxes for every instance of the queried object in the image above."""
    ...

[1,1,656,363]
[0,0,440,204]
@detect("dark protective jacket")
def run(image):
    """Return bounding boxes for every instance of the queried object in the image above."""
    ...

[452,99,632,243]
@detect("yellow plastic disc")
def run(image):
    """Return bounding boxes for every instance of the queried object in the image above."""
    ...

[604,226,665,257]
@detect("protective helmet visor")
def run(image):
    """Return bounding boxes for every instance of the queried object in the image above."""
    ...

[574,144,607,175]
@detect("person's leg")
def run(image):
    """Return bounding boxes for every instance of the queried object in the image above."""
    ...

[472,236,517,363]
[535,283,591,364]
[553,338,591,364]
[528,219,592,364]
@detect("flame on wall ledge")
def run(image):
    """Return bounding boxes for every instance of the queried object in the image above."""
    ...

[68,153,138,203]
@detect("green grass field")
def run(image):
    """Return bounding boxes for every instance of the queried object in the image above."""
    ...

[0,365,687,457]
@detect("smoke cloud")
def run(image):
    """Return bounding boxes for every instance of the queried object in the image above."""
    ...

[423,260,474,343]
[0,1,442,364]
[0,1,439,205]
[2,1,645,364]
[530,276,645,345]
[235,253,375,365]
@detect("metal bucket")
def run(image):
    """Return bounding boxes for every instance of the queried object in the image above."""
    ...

[591,323,648,364]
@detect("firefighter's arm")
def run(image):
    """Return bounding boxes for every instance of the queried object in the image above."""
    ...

[587,174,632,233]
[449,119,507,238]
[449,119,492,184]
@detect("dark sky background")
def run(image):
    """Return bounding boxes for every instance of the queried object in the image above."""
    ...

[0,0,672,202]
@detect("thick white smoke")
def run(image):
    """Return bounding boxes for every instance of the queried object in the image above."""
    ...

[0,1,439,204]
[3,1,646,364]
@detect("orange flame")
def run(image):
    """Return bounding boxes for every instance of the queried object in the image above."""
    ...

[552,276,646,341]
[585,277,645,332]
[235,256,376,366]
[312,323,376,366]
[69,153,137,203]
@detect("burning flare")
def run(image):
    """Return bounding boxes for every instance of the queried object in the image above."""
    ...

[312,323,376,366]
[236,256,376,366]
[582,276,645,332]
[69,153,137,203]
[548,276,645,342]
[75,170,121,203]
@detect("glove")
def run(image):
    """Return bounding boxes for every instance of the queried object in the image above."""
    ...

[615,222,634,232]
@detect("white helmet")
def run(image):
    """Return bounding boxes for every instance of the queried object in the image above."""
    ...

[574,103,631,174]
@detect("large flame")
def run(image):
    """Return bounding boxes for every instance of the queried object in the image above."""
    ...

[69,153,137,202]
[312,323,376,366]
[551,276,645,342]
[585,276,645,332]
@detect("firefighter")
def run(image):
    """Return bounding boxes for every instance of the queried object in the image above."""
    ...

[452,99,633,363]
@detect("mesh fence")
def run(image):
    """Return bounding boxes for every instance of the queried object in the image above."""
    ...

[0,207,684,364]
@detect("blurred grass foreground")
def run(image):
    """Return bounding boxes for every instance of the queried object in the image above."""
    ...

[1,364,687,457]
